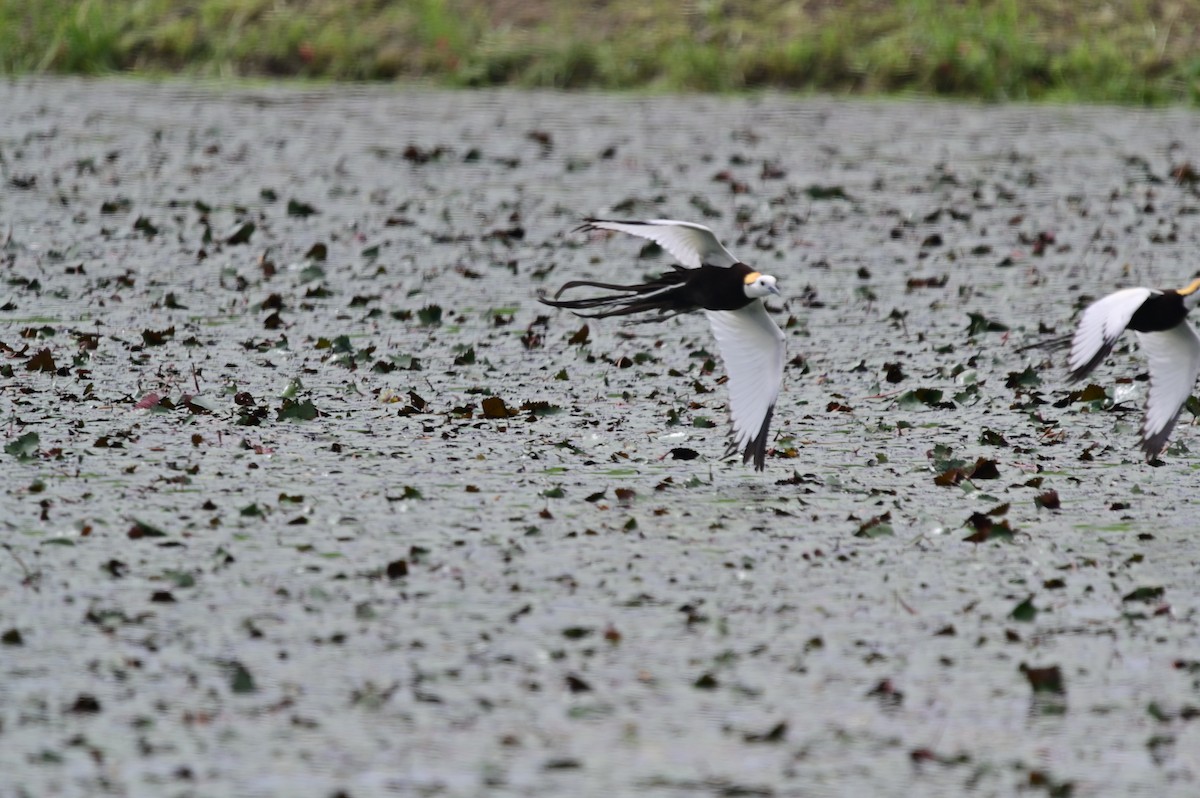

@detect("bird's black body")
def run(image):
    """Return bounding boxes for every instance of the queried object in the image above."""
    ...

[1128,291,1188,333]
[539,263,758,321]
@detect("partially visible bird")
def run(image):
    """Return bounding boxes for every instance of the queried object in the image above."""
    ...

[541,218,786,470]
[1055,277,1200,458]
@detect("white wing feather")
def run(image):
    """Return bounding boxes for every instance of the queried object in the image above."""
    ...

[1134,324,1200,456]
[582,219,740,269]
[1068,287,1154,380]
[705,302,786,465]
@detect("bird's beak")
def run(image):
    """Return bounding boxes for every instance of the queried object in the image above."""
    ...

[767,284,781,296]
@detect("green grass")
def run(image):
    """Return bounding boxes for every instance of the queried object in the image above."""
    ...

[2,0,1199,103]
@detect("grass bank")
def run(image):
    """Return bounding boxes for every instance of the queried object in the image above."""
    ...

[2,0,1198,103]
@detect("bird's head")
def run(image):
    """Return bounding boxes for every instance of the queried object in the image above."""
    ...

[743,271,780,299]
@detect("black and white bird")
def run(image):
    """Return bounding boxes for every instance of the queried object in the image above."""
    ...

[1062,277,1200,458]
[541,219,786,470]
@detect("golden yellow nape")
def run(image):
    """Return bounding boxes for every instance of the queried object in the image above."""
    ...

[1177,277,1200,296]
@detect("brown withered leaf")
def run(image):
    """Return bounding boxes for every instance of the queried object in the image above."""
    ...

[481,396,517,419]
[568,324,590,345]
[25,348,56,372]
[1019,663,1065,694]
[1034,490,1060,509]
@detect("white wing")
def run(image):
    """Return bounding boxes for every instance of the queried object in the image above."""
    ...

[1135,323,1200,457]
[705,302,786,470]
[1068,287,1154,380]
[581,219,740,269]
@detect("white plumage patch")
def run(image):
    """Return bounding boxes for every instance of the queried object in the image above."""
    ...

[1067,287,1153,380]
[582,219,739,269]
[705,303,786,464]
[1135,324,1200,455]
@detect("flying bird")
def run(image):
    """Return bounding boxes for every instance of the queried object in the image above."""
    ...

[1058,277,1200,458]
[541,219,786,470]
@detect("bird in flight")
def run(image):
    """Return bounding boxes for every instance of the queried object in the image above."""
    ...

[1061,277,1200,458]
[541,218,786,471]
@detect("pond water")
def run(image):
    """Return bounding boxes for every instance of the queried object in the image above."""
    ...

[2,78,1200,796]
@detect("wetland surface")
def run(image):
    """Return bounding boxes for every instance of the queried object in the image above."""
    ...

[3,78,1200,797]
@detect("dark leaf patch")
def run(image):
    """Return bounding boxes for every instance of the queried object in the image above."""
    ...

[1034,490,1061,509]
[855,511,893,538]
[1122,586,1164,603]
[25,348,56,372]
[963,503,1015,543]
[1020,663,1065,695]
[225,221,255,245]
[5,432,40,462]
[966,312,1008,335]
[141,327,175,346]
[482,397,518,419]
[897,388,954,410]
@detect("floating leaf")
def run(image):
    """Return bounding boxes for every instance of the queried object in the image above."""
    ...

[100,197,131,214]
[453,346,476,366]
[228,661,257,694]
[134,392,162,410]
[141,326,175,346]
[164,570,196,588]
[906,275,949,290]
[565,674,591,693]
[937,456,1000,486]
[1010,596,1038,622]
[68,694,102,714]
[481,396,516,419]
[287,199,318,217]
[1020,663,1065,695]
[866,679,904,708]
[1122,586,1164,603]
[519,400,562,416]
[744,721,788,744]
[418,305,443,326]
[25,348,56,372]
[805,184,852,201]
[966,312,1009,335]
[128,519,167,539]
[969,458,1000,479]
[855,511,893,538]
[133,216,159,237]
[1068,384,1108,404]
[5,432,39,461]
[897,388,950,410]
[963,504,1015,543]
[1034,490,1061,510]
[568,324,590,345]
[1005,366,1042,389]
[979,428,1009,447]
[226,221,255,245]
[277,399,318,422]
